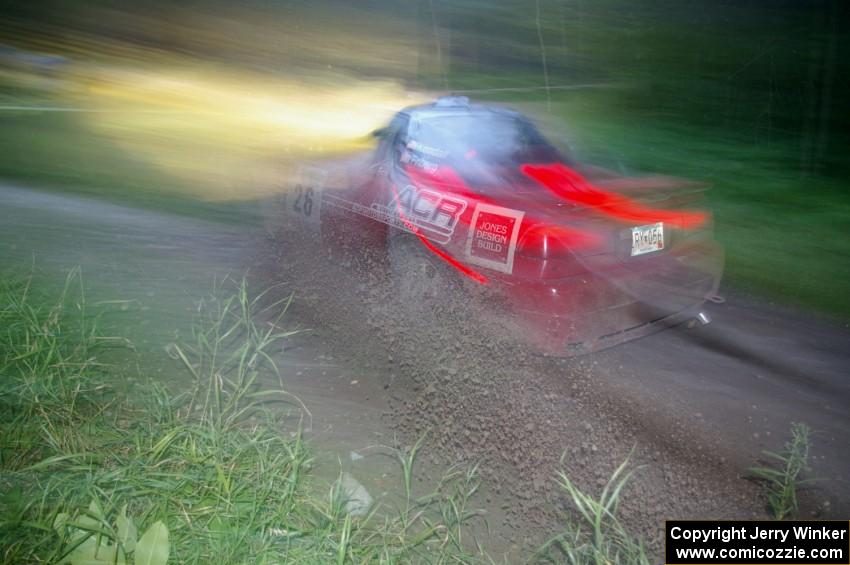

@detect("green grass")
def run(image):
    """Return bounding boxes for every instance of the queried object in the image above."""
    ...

[0,271,496,563]
[749,422,813,520]
[533,455,650,565]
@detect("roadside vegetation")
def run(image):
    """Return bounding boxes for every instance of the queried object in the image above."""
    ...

[533,456,650,565]
[0,269,653,563]
[0,271,486,562]
[749,422,813,520]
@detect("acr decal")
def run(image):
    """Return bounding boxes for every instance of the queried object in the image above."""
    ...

[464,203,525,274]
[325,184,467,244]
[388,183,488,285]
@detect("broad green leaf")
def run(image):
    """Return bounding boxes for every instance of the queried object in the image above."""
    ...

[78,500,103,531]
[88,500,104,519]
[60,535,96,564]
[117,505,137,553]
[65,536,126,565]
[135,521,169,565]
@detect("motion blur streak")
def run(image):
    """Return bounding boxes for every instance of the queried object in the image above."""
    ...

[1,0,431,200]
[77,66,420,200]
[521,163,707,229]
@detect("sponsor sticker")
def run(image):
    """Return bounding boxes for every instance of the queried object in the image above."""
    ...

[465,203,524,274]
[407,140,448,159]
[323,184,467,244]
[285,165,326,230]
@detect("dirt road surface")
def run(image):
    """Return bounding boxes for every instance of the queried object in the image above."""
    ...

[3,183,848,559]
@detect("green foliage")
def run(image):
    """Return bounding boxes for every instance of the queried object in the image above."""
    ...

[0,268,123,468]
[0,272,495,563]
[134,521,169,565]
[167,277,301,434]
[53,501,168,565]
[749,422,812,520]
[392,432,428,506]
[533,455,650,565]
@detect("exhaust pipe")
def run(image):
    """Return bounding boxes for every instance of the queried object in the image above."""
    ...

[696,311,711,326]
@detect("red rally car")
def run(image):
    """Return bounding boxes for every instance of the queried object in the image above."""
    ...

[280,96,724,355]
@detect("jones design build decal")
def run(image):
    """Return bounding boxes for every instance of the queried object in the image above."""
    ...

[464,203,525,274]
[324,185,467,244]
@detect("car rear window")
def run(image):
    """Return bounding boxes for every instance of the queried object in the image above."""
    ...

[406,114,561,169]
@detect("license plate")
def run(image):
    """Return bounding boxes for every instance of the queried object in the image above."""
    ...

[631,222,664,256]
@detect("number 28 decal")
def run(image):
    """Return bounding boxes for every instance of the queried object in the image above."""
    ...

[292,184,314,217]
[287,166,326,228]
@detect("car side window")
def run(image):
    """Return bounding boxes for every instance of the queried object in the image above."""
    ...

[374,114,408,163]
[388,115,410,162]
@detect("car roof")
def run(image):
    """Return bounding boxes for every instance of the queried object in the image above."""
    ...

[400,97,525,123]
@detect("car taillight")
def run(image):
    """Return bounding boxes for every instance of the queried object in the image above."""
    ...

[517,225,599,260]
